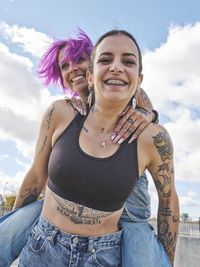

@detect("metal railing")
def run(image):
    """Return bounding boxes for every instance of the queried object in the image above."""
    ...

[149,219,200,238]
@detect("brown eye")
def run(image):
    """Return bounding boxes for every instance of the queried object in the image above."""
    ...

[123,59,136,65]
[98,58,112,64]
[78,57,85,63]
[61,63,69,70]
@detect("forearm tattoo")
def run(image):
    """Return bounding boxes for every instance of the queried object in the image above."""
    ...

[38,104,55,155]
[21,187,38,207]
[158,216,177,260]
[51,191,113,225]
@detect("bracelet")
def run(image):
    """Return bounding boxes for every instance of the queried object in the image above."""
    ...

[151,109,159,123]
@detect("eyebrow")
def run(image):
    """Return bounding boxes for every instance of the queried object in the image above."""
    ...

[99,52,137,58]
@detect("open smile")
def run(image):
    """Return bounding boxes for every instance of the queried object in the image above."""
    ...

[104,79,128,86]
[71,75,86,83]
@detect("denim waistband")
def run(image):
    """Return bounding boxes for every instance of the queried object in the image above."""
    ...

[36,215,122,253]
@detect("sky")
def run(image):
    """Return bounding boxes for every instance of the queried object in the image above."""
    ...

[0,0,200,219]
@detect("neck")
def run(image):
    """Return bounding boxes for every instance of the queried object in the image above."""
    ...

[78,91,88,102]
[91,101,127,134]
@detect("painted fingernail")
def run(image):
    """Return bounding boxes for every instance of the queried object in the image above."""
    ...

[128,134,137,144]
[113,135,121,143]
[111,132,117,140]
[118,137,125,144]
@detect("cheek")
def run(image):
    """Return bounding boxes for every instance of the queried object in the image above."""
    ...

[62,71,70,84]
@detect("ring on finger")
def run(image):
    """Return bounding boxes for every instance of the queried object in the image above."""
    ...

[127,118,134,123]
[127,129,132,134]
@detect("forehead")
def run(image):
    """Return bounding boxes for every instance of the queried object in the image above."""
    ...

[58,47,67,64]
[95,34,139,58]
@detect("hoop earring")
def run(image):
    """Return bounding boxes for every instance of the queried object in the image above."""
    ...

[88,86,94,108]
[132,93,138,109]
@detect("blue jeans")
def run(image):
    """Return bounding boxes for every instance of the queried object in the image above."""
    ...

[0,200,43,267]
[19,215,122,266]
[0,173,171,266]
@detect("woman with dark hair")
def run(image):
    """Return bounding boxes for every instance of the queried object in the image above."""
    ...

[1,30,178,267]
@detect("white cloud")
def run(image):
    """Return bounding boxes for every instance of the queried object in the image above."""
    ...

[187,191,199,197]
[142,22,200,111]
[179,196,200,207]
[142,22,200,184]
[0,167,29,196]
[0,21,53,57]
[0,41,62,158]
[0,154,9,160]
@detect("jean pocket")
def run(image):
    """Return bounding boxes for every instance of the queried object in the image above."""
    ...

[92,245,121,267]
[26,229,48,254]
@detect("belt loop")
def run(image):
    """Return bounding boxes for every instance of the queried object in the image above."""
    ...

[48,227,59,244]
[88,237,95,254]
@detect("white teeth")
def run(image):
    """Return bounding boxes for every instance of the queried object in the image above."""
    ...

[105,80,126,85]
[72,76,84,82]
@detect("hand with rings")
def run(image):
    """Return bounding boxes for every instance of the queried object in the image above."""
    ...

[111,106,155,144]
[65,96,87,116]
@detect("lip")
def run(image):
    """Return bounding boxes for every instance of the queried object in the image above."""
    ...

[71,74,86,83]
[104,78,128,86]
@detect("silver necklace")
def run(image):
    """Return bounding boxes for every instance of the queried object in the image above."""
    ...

[91,111,111,149]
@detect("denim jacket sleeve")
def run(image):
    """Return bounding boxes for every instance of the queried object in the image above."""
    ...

[120,172,151,222]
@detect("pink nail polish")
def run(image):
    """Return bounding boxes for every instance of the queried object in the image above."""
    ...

[113,135,120,143]
[118,137,124,144]
[111,132,117,140]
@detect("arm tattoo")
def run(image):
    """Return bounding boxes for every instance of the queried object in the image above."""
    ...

[153,131,173,161]
[38,104,55,155]
[158,218,177,260]
[154,162,171,198]
[38,136,47,154]
[21,187,38,207]
[153,131,173,198]
[159,207,172,216]
[153,130,178,264]
[172,215,179,223]
[83,125,88,133]
[46,104,55,130]
[51,191,113,225]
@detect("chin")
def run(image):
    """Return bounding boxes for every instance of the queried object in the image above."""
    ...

[73,85,88,95]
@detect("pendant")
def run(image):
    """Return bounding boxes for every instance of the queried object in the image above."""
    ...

[101,141,106,148]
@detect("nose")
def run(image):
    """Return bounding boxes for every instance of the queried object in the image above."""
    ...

[69,63,78,73]
[109,60,124,73]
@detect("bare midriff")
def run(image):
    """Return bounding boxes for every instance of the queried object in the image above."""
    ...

[41,186,123,236]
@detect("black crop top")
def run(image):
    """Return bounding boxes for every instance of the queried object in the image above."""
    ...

[48,112,139,212]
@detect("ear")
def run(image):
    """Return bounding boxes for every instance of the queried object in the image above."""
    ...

[138,74,143,88]
[86,71,94,87]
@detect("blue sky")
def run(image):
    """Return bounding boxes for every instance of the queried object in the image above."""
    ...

[0,0,200,218]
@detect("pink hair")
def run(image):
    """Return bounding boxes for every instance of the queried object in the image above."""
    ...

[37,29,93,96]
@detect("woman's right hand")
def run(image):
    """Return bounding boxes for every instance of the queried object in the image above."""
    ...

[65,96,87,116]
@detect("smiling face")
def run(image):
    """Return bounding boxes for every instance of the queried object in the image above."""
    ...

[87,34,143,105]
[58,47,89,96]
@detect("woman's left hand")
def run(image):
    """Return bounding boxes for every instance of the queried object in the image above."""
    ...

[111,106,154,144]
